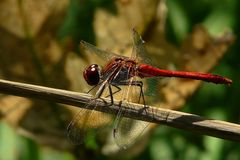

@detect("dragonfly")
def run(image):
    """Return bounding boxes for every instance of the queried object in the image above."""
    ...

[67,29,232,149]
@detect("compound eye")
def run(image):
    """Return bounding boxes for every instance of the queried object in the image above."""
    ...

[83,64,100,86]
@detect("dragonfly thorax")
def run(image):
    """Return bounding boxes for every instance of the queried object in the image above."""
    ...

[107,58,138,83]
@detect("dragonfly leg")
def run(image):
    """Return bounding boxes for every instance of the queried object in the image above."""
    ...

[95,84,116,107]
[108,84,114,105]
[86,84,99,94]
[97,83,116,107]
[133,81,146,106]
[86,83,112,106]
[104,84,122,98]
[86,82,120,107]
[112,81,146,106]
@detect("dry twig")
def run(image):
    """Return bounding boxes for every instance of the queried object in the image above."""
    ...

[0,79,239,141]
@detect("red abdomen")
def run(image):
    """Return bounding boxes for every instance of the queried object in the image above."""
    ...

[137,64,232,85]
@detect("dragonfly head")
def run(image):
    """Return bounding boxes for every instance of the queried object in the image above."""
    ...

[83,64,101,86]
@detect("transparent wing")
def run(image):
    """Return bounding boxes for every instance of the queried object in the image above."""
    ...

[113,111,149,149]
[131,29,152,65]
[67,81,112,145]
[111,74,150,149]
[80,41,127,62]
[67,98,112,145]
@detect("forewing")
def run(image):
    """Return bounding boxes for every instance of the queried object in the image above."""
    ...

[131,29,152,65]
[80,41,125,63]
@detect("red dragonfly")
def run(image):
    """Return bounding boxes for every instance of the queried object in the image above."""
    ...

[67,29,232,149]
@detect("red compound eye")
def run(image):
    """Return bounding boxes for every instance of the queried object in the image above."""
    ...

[83,64,101,86]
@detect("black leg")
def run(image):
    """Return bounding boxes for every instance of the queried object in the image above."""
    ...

[86,85,98,94]
[104,84,122,98]
[87,80,146,107]
[108,85,114,105]
[111,80,146,106]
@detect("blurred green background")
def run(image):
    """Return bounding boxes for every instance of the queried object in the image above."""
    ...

[0,0,239,160]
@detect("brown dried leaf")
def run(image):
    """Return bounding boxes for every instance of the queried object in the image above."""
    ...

[0,0,68,38]
[0,96,32,126]
[94,0,159,49]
